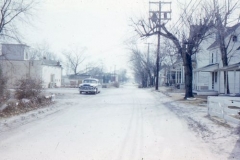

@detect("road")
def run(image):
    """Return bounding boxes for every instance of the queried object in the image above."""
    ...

[0,84,222,160]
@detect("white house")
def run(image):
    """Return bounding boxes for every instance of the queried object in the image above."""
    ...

[161,61,185,88]
[193,23,240,95]
[0,43,62,88]
[160,23,240,95]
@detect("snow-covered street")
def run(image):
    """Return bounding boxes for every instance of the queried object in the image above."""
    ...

[0,84,237,160]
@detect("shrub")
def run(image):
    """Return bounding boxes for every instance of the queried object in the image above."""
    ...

[0,69,8,105]
[0,78,56,118]
[15,77,43,100]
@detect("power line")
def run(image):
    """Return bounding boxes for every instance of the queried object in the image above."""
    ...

[169,0,194,32]
[170,0,202,33]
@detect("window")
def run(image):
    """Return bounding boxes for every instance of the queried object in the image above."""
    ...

[25,52,29,60]
[212,72,214,89]
[51,74,55,82]
[211,53,214,63]
[214,72,217,82]
[216,51,218,62]
[232,35,237,42]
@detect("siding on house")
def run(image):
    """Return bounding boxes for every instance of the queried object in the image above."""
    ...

[0,44,62,88]
[1,44,29,60]
[192,33,216,90]
[0,60,42,88]
[41,64,62,88]
[193,23,240,94]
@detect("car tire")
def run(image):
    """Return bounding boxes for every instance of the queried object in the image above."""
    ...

[80,91,82,94]
[95,89,98,94]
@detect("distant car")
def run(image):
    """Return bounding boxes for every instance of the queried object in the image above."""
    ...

[79,78,101,94]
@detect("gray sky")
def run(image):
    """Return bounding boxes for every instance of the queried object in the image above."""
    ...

[23,0,238,73]
[22,0,151,72]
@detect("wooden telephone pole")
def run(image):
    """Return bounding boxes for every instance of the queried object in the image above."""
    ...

[149,1,171,90]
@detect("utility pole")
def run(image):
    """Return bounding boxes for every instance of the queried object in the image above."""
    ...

[149,1,171,90]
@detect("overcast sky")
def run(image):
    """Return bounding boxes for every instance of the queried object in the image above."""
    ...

[20,0,153,73]
[16,0,240,74]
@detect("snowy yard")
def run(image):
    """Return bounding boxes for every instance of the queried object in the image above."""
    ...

[157,91,240,160]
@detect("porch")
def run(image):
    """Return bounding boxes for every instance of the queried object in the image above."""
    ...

[217,62,240,95]
[193,63,219,95]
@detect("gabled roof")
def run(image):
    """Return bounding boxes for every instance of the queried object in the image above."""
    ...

[225,23,240,37]
[207,23,240,50]
[207,41,218,50]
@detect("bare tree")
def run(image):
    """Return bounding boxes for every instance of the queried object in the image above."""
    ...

[129,48,145,87]
[86,62,105,77]
[30,42,58,61]
[213,0,240,94]
[132,1,214,98]
[118,69,128,83]
[129,41,173,87]
[0,0,37,41]
[129,47,153,87]
[161,39,180,85]
[63,47,87,75]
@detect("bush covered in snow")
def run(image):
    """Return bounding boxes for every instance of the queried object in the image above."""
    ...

[15,77,43,99]
[0,77,54,118]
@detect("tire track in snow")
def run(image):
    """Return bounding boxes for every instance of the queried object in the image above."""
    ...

[116,89,144,160]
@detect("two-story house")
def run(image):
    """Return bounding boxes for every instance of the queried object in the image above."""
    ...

[193,23,240,95]
[0,43,62,88]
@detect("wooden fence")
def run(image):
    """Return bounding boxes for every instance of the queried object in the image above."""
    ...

[207,96,240,124]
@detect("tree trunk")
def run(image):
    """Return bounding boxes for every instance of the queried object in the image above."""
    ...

[141,73,147,88]
[183,53,194,99]
[220,47,230,94]
[223,71,229,94]
[147,69,152,87]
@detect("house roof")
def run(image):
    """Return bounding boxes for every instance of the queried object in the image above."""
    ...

[196,62,240,72]
[67,74,91,79]
[207,41,219,50]
[193,63,219,72]
[41,59,61,66]
[217,62,240,71]
[207,23,240,50]
[1,43,29,47]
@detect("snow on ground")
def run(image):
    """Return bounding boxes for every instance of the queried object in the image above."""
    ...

[0,88,240,160]
[0,88,79,132]
[152,89,240,160]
